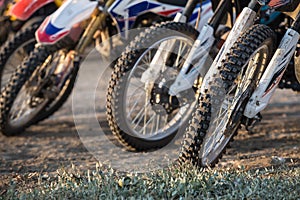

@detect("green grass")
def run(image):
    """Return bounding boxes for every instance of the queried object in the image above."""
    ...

[1,164,299,199]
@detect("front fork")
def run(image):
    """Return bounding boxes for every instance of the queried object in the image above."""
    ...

[168,0,232,96]
[244,15,300,118]
[140,0,213,85]
[168,24,215,96]
[54,3,112,76]
[172,0,258,96]
[51,13,103,77]
[201,3,259,93]
[74,0,115,55]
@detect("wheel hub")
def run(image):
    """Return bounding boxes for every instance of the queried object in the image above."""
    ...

[150,82,180,115]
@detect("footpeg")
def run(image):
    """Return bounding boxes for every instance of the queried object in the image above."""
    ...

[245,113,262,134]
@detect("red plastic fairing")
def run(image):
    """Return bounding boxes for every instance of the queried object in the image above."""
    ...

[268,0,291,9]
[10,0,55,21]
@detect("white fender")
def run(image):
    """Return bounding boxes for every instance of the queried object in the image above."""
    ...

[49,0,98,29]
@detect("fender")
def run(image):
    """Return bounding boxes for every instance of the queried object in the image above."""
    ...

[36,0,97,44]
[0,0,5,7]
[9,0,62,21]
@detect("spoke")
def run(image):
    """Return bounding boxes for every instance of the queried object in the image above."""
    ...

[216,105,228,125]
[155,114,160,134]
[143,84,152,135]
[138,114,156,135]
[145,50,153,64]
[132,102,150,130]
[150,114,156,135]
[128,82,145,90]
[163,115,168,130]
[12,92,29,119]
[141,59,149,66]
[127,92,145,118]
[126,90,144,98]
[136,64,148,72]
[175,41,187,66]
[122,36,195,139]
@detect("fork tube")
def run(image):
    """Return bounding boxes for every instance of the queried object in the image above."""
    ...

[75,9,103,54]
[248,0,260,12]
[292,12,300,32]
[75,0,117,54]
[209,0,261,31]
[104,0,116,9]
[208,0,230,30]
[182,0,199,19]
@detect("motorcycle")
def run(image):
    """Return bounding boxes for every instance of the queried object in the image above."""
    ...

[0,0,63,89]
[106,0,252,151]
[0,0,208,136]
[179,0,300,167]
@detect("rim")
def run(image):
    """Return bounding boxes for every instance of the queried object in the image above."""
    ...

[1,38,36,87]
[8,87,49,128]
[8,50,71,128]
[122,35,197,140]
[200,45,269,166]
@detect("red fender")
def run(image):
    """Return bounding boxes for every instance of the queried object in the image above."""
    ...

[0,0,5,7]
[268,0,291,9]
[10,0,55,21]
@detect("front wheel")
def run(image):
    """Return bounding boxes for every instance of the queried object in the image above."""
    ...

[0,45,78,136]
[0,21,40,88]
[106,22,199,151]
[179,24,277,167]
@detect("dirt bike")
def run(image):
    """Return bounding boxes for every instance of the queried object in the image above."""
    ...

[0,0,208,136]
[105,0,256,151]
[0,0,63,90]
[179,0,300,167]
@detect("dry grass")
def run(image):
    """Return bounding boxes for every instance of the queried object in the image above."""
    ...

[1,163,299,199]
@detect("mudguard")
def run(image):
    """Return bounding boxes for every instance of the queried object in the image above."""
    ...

[10,0,58,21]
[36,0,97,44]
[0,0,6,8]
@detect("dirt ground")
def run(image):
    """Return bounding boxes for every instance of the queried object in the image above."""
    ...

[0,55,299,190]
[220,89,300,169]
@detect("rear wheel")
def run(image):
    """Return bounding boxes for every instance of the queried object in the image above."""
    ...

[179,24,277,167]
